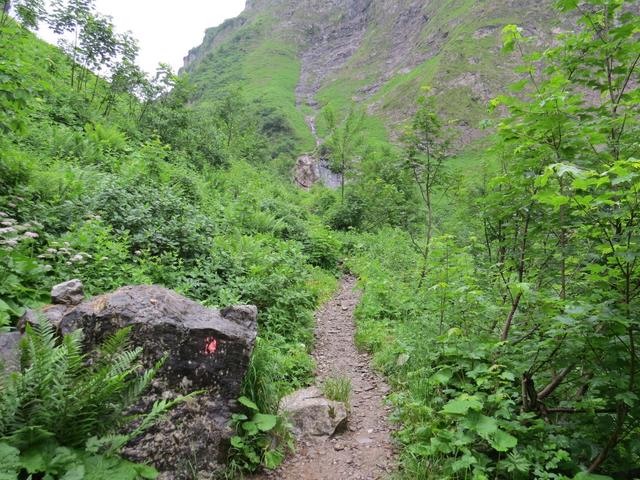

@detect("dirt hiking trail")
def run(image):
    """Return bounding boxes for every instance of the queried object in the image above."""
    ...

[258,275,397,480]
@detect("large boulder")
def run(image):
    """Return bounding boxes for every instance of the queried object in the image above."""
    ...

[28,284,258,479]
[279,386,348,439]
[59,285,256,397]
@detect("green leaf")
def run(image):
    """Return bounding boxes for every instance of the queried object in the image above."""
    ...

[488,429,517,452]
[465,413,498,438]
[230,436,245,449]
[442,394,483,415]
[242,421,259,436]
[238,396,259,411]
[452,453,477,472]
[264,449,285,469]
[60,465,85,480]
[0,443,21,480]
[134,463,159,479]
[253,413,278,432]
[19,445,48,473]
[534,191,569,207]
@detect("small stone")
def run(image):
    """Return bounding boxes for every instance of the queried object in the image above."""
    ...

[279,387,348,439]
[356,436,373,445]
[51,279,84,305]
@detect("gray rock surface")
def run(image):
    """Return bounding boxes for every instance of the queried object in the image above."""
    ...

[18,304,70,333]
[221,304,259,330]
[28,284,258,478]
[280,386,348,439]
[59,285,257,395]
[51,279,84,305]
[0,332,22,373]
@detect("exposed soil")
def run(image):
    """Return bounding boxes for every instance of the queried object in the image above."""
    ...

[257,275,397,480]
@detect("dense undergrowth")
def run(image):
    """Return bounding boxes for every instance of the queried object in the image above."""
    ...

[1,0,639,479]
[339,2,640,478]
[0,4,337,477]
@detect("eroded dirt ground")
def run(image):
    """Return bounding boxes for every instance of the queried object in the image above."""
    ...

[257,276,397,480]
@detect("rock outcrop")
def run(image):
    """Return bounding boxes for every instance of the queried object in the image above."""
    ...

[280,386,348,439]
[18,282,259,479]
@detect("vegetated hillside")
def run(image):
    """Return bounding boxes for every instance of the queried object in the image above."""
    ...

[0,8,340,478]
[188,1,640,478]
[183,0,558,147]
[2,0,640,479]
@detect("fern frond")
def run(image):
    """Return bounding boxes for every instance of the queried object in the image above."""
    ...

[1,320,193,454]
[98,326,133,358]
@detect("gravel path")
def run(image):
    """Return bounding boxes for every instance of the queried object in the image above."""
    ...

[257,275,397,480]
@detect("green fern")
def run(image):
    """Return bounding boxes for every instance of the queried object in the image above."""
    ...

[0,318,179,451]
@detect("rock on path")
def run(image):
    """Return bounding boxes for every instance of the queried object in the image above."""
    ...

[257,275,396,480]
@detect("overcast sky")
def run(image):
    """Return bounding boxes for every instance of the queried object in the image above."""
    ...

[39,0,246,74]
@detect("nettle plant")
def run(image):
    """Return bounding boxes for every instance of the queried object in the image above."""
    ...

[466,0,639,477]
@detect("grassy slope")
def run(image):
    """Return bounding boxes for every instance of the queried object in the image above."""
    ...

[186,12,315,152]
[184,0,557,170]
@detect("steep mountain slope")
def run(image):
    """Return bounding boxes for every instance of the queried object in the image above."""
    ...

[183,0,558,149]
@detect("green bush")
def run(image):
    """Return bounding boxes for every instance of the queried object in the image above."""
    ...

[301,225,341,270]
[90,179,216,258]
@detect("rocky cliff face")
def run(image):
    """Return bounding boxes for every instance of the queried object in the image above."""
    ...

[183,0,558,146]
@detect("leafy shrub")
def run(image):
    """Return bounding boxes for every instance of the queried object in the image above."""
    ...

[301,225,341,270]
[41,219,152,295]
[0,153,31,192]
[227,396,292,475]
[0,251,47,330]
[90,179,216,258]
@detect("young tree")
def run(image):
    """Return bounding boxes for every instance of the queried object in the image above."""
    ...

[77,12,117,98]
[401,93,449,288]
[323,107,365,203]
[48,0,95,88]
[13,0,44,30]
[102,31,145,117]
[481,0,639,472]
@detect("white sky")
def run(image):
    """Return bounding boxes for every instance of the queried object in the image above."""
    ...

[38,0,246,74]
